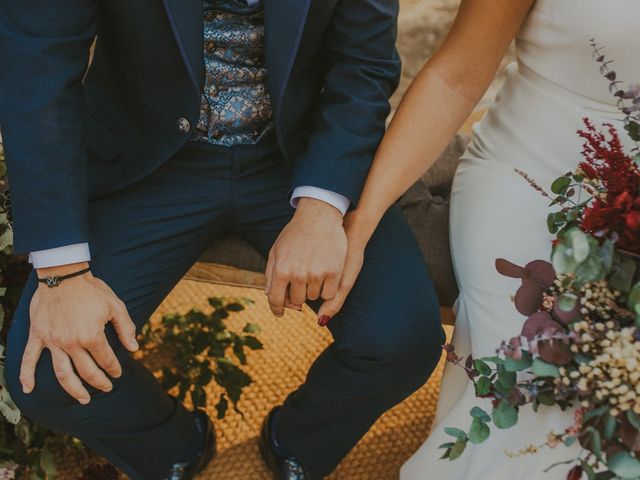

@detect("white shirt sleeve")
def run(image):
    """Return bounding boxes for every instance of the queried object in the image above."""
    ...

[290,186,351,216]
[29,243,91,269]
[28,188,348,267]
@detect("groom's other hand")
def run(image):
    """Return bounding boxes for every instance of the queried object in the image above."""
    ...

[265,198,347,317]
[21,263,139,404]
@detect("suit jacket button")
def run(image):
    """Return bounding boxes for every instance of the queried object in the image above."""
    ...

[177,117,191,134]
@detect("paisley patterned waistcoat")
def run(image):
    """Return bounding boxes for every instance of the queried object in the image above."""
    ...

[192,0,274,146]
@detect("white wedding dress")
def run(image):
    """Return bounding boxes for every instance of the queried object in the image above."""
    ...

[402,1,640,479]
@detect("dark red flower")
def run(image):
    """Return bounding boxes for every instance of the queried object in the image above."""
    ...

[578,119,640,196]
[582,190,640,253]
[566,465,583,480]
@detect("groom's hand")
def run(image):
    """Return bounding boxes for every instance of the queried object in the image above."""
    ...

[21,262,139,404]
[265,198,347,317]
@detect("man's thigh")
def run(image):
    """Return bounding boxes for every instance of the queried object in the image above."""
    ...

[7,147,235,384]
[87,146,235,328]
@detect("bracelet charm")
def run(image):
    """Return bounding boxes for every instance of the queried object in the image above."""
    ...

[38,267,91,288]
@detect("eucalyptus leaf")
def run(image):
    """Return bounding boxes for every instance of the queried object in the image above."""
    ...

[575,254,605,283]
[448,439,468,461]
[552,245,578,274]
[504,351,533,372]
[469,417,490,444]
[611,258,639,293]
[479,356,504,365]
[598,239,615,272]
[582,463,596,480]
[444,427,467,440]
[567,228,591,263]
[585,428,603,460]
[556,293,578,312]
[474,359,492,376]
[475,376,491,396]
[470,406,491,423]
[492,400,518,429]
[551,176,571,195]
[498,366,517,388]
[607,452,640,479]
[584,406,609,422]
[603,413,616,440]
[531,358,560,378]
[627,410,640,430]
[438,442,455,450]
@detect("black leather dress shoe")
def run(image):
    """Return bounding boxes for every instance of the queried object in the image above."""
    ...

[165,409,217,480]
[259,407,315,480]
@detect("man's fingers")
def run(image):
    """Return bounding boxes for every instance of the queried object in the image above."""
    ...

[110,301,138,352]
[320,274,339,301]
[306,276,323,301]
[88,337,122,379]
[317,255,363,323]
[70,348,113,393]
[264,254,275,295]
[51,347,91,405]
[284,293,303,311]
[19,337,44,394]
[288,278,307,306]
[268,270,289,317]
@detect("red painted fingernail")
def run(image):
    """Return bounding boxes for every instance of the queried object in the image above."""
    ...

[318,315,331,327]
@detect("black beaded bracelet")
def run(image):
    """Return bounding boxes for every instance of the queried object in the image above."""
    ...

[38,267,91,288]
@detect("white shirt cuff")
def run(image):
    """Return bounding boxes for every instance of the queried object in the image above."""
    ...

[29,243,92,269]
[290,186,351,216]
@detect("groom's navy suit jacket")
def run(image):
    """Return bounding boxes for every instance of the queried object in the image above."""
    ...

[0,0,400,255]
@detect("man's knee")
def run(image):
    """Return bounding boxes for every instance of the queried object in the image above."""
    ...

[5,349,81,432]
[341,290,444,392]
[384,295,444,385]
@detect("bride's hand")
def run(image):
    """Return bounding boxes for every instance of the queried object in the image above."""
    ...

[316,213,368,325]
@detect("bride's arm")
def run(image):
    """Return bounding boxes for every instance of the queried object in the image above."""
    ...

[316,0,535,320]
[348,0,535,245]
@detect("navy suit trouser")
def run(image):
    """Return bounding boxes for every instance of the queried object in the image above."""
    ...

[6,137,445,479]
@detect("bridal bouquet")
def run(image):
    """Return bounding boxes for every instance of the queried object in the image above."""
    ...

[440,46,640,480]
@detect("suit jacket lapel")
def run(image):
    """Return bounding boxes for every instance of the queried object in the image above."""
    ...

[162,0,205,95]
[264,0,312,119]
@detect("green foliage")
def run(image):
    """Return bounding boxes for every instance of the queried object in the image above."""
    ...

[545,172,593,236]
[552,228,608,283]
[138,298,263,419]
[492,400,519,430]
[530,358,560,378]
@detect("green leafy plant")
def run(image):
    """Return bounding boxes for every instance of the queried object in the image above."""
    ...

[138,298,263,419]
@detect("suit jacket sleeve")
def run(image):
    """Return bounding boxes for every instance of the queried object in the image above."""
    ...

[290,0,401,208]
[0,1,97,254]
